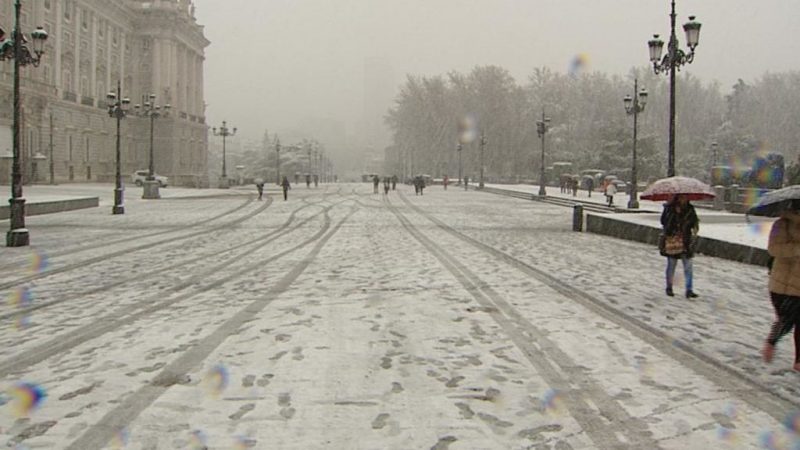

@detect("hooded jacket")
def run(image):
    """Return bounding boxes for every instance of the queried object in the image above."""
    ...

[768,213,800,296]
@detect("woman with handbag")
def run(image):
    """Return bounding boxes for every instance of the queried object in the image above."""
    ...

[762,206,800,371]
[660,194,699,298]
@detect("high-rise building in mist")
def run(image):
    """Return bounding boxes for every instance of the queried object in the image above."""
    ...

[362,57,394,173]
[0,0,209,186]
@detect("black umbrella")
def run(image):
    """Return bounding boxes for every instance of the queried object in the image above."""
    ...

[746,185,800,217]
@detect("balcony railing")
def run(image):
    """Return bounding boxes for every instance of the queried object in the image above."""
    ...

[63,91,77,102]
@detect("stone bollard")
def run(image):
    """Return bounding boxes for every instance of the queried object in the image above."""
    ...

[573,204,583,232]
[713,185,725,210]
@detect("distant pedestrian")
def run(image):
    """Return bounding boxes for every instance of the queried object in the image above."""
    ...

[281,176,291,201]
[571,178,578,197]
[313,174,319,187]
[306,174,311,188]
[391,175,397,190]
[443,175,449,190]
[383,176,390,194]
[605,182,617,206]
[255,181,264,200]
[586,177,594,197]
[464,176,469,190]
[373,175,380,194]
[660,194,699,298]
[762,205,800,372]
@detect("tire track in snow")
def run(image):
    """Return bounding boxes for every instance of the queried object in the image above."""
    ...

[64,205,357,450]
[385,194,656,449]
[396,191,799,420]
[0,194,332,322]
[0,197,351,378]
[0,195,256,273]
[0,196,272,290]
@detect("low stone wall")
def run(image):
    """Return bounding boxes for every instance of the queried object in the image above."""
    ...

[0,197,99,220]
[586,213,770,267]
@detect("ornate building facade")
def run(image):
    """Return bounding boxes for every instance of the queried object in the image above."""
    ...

[0,0,209,186]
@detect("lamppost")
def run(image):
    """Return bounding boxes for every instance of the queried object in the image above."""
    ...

[274,136,281,184]
[456,142,463,186]
[134,94,169,199]
[1,1,48,247]
[711,140,718,167]
[536,110,551,197]
[107,81,130,214]
[479,133,487,189]
[48,112,55,185]
[648,0,701,177]
[212,121,236,188]
[624,79,648,209]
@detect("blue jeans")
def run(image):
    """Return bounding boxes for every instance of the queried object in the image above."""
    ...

[666,256,693,291]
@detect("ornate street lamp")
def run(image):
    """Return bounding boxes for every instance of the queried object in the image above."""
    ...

[624,79,648,209]
[648,0,701,177]
[536,111,551,197]
[1,0,48,247]
[133,94,169,199]
[212,121,236,188]
[479,133,487,189]
[107,81,130,214]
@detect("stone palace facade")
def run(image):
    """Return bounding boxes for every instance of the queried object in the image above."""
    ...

[0,0,210,186]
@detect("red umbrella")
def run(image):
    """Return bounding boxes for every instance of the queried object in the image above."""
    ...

[640,176,715,201]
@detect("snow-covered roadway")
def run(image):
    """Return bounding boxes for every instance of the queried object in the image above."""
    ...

[0,184,796,449]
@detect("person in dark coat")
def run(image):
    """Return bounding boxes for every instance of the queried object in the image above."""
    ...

[660,194,699,298]
[281,176,291,201]
[391,175,397,190]
[306,174,311,188]
[256,182,264,200]
[383,176,390,194]
[373,175,380,194]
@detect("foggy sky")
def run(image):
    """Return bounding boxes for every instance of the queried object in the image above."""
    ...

[193,0,800,146]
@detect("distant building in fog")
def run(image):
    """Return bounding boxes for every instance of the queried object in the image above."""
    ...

[0,0,209,186]
[362,57,394,171]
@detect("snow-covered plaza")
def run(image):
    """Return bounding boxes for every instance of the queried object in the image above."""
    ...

[0,183,797,449]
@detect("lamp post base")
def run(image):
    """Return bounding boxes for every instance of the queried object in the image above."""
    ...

[538,185,547,196]
[627,200,640,209]
[218,176,229,189]
[112,188,125,215]
[142,180,161,199]
[7,229,29,247]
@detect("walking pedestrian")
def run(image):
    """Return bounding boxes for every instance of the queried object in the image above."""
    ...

[281,176,291,201]
[383,176,390,194]
[464,176,469,191]
[605,181,617,206]
[306,174,311,188]
[660,194,699,298]
[255,181,264,200]
[762,205,800,372]
[443,175,449,190]
[313,174,319,188]
[391,175,397,190]
[586,177,594,197]
[373,175,380,194]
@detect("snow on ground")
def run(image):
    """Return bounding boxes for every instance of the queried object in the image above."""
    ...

[485,183,776,249]
[0,183,796,449]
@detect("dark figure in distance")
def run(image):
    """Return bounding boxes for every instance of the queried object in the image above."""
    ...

[391,175,397,191]
[373,175,380,194]
[281,176,291,201]
[255,182,264,200]
[306,174,311,188]
[414,175,425,196]
[464,176,469,190]
[383,177,390,194]
[313,174,319,188]
[572,178,578,197]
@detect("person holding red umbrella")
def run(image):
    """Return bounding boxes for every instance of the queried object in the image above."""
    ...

[642,176,714,298]
[660,194,700,298]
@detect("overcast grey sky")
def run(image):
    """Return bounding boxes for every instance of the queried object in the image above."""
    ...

[193,0,800,145]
